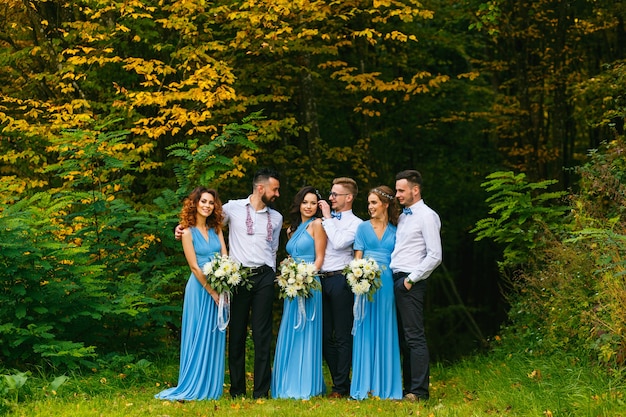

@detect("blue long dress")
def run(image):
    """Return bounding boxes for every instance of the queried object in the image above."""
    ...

[155,226,226,400]
[350,221,402,400]
[271,219,326,399]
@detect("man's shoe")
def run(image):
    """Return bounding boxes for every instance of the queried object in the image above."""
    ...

[328,392,344,399]
[403,393,418,402]
[403,393,428,402]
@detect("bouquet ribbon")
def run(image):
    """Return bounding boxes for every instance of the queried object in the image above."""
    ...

[217,292,230,332]
[294,296,316,330]
[351,294,366,335]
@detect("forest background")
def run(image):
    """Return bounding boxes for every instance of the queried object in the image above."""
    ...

[1,0,626,398]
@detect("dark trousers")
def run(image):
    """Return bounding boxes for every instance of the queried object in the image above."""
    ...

[321,273,354,395]
[228,266,275,398]
[393,273,429,399]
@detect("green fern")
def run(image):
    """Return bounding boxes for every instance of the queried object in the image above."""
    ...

[167,112,261,194]
[471,171,569,269]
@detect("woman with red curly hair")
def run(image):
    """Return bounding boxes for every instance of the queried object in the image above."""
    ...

[156,187,227,401]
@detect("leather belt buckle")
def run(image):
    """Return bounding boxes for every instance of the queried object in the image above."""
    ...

[250,265,271,275]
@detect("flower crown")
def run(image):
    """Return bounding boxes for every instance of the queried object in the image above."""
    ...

[372,188,394,201]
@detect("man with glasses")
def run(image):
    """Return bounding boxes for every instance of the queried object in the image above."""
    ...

[317,177,362,398]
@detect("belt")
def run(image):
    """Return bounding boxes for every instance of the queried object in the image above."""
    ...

[321,270,344,278]
[249,265,273,275]
[392,271,409,281]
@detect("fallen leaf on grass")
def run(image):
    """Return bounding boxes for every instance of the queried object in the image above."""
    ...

[463,390,477,402]
[527,369,542,379]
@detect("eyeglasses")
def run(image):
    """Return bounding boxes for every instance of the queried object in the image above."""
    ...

[329,192,349,198]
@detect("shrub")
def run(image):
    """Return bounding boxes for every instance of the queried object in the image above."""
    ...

[0,117,256,369]
[569,139,626,368]
[476,139,626,370]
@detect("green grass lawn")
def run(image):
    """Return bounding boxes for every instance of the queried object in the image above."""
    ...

[3,350,626,416]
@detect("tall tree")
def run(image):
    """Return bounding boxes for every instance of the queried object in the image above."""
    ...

[472,0,626,185]
[203,0,461,195]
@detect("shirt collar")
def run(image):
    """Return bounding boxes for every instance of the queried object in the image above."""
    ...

[246,196,268,212]
[406,200,423,211]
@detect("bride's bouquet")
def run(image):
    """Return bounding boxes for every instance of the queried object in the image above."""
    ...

[277,256,321,329]
[202,254,251,295]
[276,256,321,299]
[344,257,382,334]
[202,254,251,331]
[344,257,382,302]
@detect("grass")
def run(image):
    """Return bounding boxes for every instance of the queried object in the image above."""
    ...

[3,350,626,416]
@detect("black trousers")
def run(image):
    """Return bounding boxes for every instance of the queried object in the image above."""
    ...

[321,273,354,395]
[393,272,429,399]
[228,266,275,398]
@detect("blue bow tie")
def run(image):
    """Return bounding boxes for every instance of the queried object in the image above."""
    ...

[331,211,342,220]
[403,207,412,215]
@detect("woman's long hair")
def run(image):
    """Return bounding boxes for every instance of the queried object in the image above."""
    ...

[288,186,322,229]
[179,187,224,233]
[369,185,400,226]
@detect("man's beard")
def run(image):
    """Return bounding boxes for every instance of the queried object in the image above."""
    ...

[261,194,275,206]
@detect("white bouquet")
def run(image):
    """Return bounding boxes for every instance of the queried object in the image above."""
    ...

[276,256,321,299]
[202,254,251,294]
[344,257,382,302]
[201,254,251,331]
[345,257,382,334]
